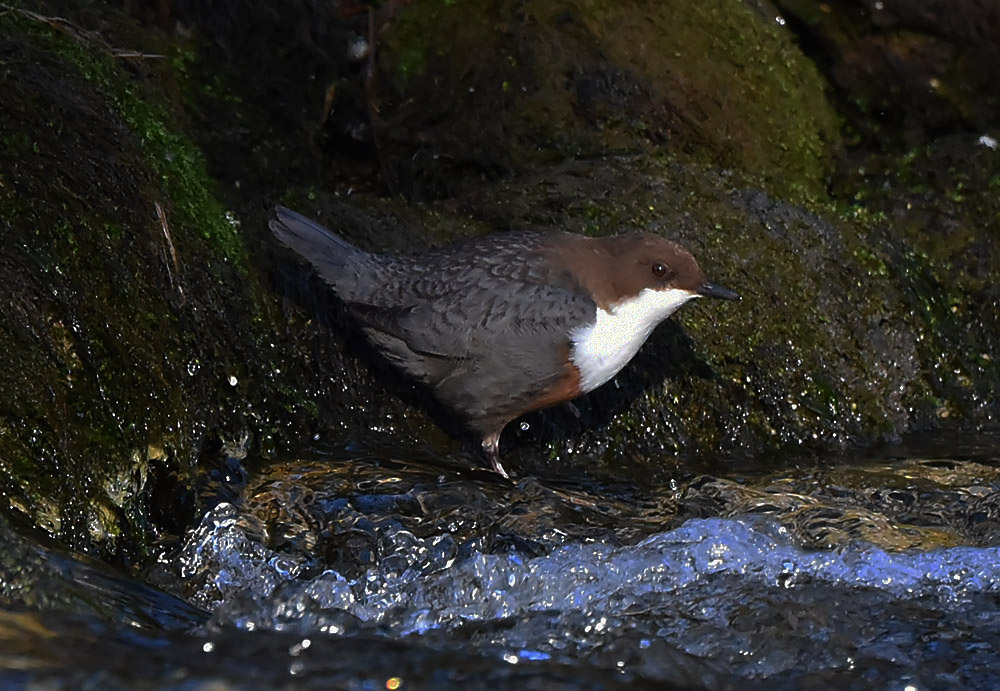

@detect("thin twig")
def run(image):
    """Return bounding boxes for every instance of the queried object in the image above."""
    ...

[155,201,184,300]
[0,5,164,59]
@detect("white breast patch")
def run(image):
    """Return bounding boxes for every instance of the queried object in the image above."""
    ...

[570,288,696,393]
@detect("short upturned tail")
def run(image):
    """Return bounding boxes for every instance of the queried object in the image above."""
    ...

[269,206,368,289]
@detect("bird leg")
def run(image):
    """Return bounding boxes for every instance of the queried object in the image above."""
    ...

[481,432,510,478]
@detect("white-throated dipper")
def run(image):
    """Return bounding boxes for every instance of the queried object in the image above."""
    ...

[271,206,738,477]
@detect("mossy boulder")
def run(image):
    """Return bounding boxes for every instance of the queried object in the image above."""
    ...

[344,153,995,476]
[0,7,437,559]
[0,1,995,558]
[375,0,841,200]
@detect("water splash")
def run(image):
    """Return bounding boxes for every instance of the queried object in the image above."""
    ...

[173,497,1000,683]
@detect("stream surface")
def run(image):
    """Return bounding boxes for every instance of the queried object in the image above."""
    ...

[2,432,1000,690]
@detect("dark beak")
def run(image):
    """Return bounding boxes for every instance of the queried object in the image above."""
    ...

[697,281,740,300]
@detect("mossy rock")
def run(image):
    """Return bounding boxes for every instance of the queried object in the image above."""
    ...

[376,0,840,200]
[427,154,997,475]
[0,8,438,559]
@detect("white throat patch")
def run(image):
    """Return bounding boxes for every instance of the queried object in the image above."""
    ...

[570,288,696,393]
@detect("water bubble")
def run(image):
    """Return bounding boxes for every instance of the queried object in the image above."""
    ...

[978,134,998,150]
[348,36,369,61]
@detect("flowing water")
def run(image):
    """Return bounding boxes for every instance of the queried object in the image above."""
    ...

[2,432,1000,689]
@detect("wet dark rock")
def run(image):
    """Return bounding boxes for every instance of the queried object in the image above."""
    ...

[0,511,206,629]
[775,0,1000,144]
[0,5,440,557]
[0,0,996,560]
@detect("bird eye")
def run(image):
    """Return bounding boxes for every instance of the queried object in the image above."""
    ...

[652,263,668,278]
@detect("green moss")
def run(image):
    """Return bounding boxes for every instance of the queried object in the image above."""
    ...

[169,45,243,105]
[0,10,274,556]
[116,93,247,269]
[9,13,249,274]
[852,246,890,278]
[383,0,840,201]
[578,0,838,198]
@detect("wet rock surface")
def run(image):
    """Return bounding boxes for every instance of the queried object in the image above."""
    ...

[0,0,998,687]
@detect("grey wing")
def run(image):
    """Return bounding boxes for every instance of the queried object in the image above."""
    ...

[351,283,594,362]
[350,282,595,429]
[352,285,597,433]
[350,232,594,360]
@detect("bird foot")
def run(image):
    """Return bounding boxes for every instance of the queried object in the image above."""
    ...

[482,434,511,479]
